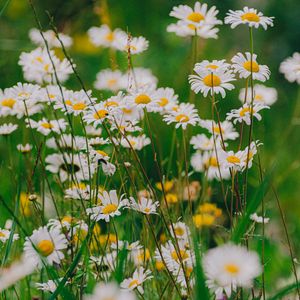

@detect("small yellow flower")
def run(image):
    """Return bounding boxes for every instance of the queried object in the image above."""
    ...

[165,193,178,204]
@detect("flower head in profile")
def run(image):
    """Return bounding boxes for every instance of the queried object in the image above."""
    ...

[0,228,19,243]
[26,118,67,136]
[94,69,126,92]
[189,68,235,98]
[86,190,127,222]
[24,226,68,268]
[203,243,262,298]
[113,32,149,55]
[0,123,18,136]
[225,7,274,30]
[231,52,271,82]
[279,52,300,84]
[125,197,159,215]
[163,102,200,129]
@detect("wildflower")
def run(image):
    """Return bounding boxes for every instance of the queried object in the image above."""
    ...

[119,134,151,151]
[241,141,261,169]
[226,103,269,125]
[128,67,158,89]
[113,33,149,55]
[170,222,190,243]
[239,84,278,106]
[101,162,117,176]
[163,103,200,129]
[190,134,217,151]
[17,143,32,153]
[26,118,67,136]
[154,87,179,112]
[279,53,300,84]
[46,134,86,151]
[193,203,222,228]
[203,243,262,298]
[86,190,127,222]
[200,119,239,140]
[88,25,124,48]
[64,184,93,200]
[225,7,274,30]
[156,180,174,192]
[0,89,17,117]
[29,28,73,48]
[120,267,153,294]
[193,59,231,74]
[94,69,126,92]
[189,68,235,98]
[84,282,136,300]
[218,149,246,171]
[24,226,68,268]
[125,197,159,215]
[183,181,201,201]
[0,229,19,243]
[231,52,271,82]
[250,213,270,224]
[0,123,18,136]
[165,193,178,204]
[36,278,63,293]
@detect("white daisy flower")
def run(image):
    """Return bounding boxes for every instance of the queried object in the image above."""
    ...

[18,47,73,84]
[231,52,271,82]
[203,243,262,298]
[194,59,231,74]
[218,149,246,171]
[29,28,73,48]
[24,226,68,268]
[239,84,278,106]
[64,184,93,201]
[154,87,179,112]
[83,102,111,127]
[85,125,102,136]
[17,143,32,153]
[226,103,269,125]
[118,134,151,151]
[111,118,142,133]
[26,118,67,136]
[0,89,17,117]
[94,69,127,92]
[189,68,235,98]
[0,123,18,135]
[200,119,239,141]
[128,67,158,89]
[170,222,191,243]
[241,140,261,169]
[125,197,159,215]
[84,282,136,300]
[40,85,64,103]
[279,52,300,84]
[45,152,95,182]
[101,161,116,176]
[88,25,124,48]
[250,213,270,224]
[36,278,63,293]
[120,267,152,294]
[190,134,219,151]
[163,102,200,129]
[225,7,274,30]
[113,32,149,55]
[191,151,231,181]
[0,229,19,243]
[88,137,110,148]
[86,190,127,222]
[46,134,86,151]
[169,2,222,28]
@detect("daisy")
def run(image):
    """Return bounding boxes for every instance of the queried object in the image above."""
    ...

[101,161,117,176]
[83,102,111,127]
[0,229,19,243]
[218,149,246,171]
[128,67,158,89]
[203,243,262,298]
[84,282,136,300]
[36,278,63,293]
[169,2,222,28]
[250,213,270,224]
[45,152,94,182]
[193,59,231,74]
[119,134,150,151]
[88,25,124,48]
[226,103,269,125]
[85,125,102,136]
[17,143,32,153]
[86,190,127,222]
[163,103,200,129]
[200,119,239,140]
[125,197,159,215]
[225,7,274,30]
[189,68,235,98]
[94,69,126,92]
[170,222,190,243]
[239,84,278,106]
[113,32,149,55]
[29,28,73,48]
[231,52,271,82]
[0,123,18,136]
[27,118,67,136]
[241,140,261,169]
[40,85,64,104]
[154,87,179,112]
[0,89,17,117]
[24,226,68,268]
[190,134,218,151]
[64,184,93,200]
[279,52,300,84]
[46,134,86,151]
[88,137,110,148]
[120,267,153,294]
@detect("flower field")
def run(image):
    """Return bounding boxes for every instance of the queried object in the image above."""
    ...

[0,0,300,299]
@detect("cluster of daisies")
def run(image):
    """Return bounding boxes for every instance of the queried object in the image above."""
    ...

[1,1,299,299]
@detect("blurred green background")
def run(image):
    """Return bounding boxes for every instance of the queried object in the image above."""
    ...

[1,0,300,291]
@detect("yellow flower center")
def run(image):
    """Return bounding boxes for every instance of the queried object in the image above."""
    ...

[1,98,16,108]
[61,216,73,223]
[44,64,50,72]
[175,114,190,123]
[206,156,218,168]
[0,232,6,237]
[156,260,165,271]
[104,101,119,107]
[171,250,189,261]
[243,61,260,73]
[72,102,86,111]
[41,122,53,129]
[102,203,118,214]
[144,207,151,213]
[158,97,169,107]
[212,125,224,134]
[18,92,30,98]
[239,107,254,117]
[187,12,205,23]
[206,64,218,70]
[37,240,55,256]
[93,109,108,119]
[203,74,221,87]
[35,56,43,63]
[241,12,260,23]
[129,279,139,288]
[65,99,72,105]
[107,79,117,87]
[254,94,263,101]
[174,227,185,237]
[224,263,240,275]
[122,108,132,114]
[226,155,241,164]
[96,150,108,157]
[105,32,115,42]
[135,94,151,104]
